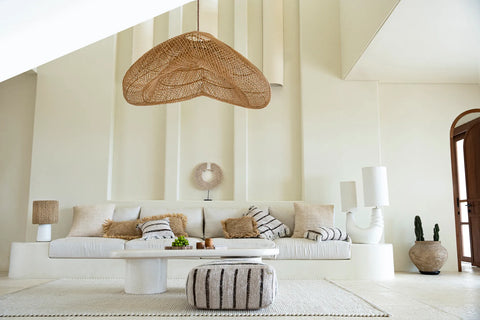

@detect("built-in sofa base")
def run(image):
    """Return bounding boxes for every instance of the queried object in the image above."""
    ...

[8,242,394,280]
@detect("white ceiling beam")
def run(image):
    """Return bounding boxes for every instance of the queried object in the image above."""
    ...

[0,0,194,83]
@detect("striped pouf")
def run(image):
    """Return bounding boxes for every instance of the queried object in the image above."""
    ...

[186,260,277,310]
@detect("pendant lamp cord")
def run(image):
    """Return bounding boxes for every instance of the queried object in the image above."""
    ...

[197,0,200,32]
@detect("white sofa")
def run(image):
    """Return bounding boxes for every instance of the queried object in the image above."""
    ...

[49,203,351,260]
[9,201,394,280]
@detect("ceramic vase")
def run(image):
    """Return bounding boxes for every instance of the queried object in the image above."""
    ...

[409,241,448,275]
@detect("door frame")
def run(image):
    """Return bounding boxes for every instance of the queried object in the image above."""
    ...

[450,108,480,271]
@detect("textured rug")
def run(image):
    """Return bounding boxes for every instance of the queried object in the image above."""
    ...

[0,279,389,317]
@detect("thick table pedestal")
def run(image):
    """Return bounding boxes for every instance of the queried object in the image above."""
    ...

[124,258,168,294]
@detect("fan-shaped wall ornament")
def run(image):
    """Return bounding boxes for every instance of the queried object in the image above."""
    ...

[193,162,223,190]
[122,31,271,109]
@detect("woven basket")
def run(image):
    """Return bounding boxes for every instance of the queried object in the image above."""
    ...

[123,31,271,109]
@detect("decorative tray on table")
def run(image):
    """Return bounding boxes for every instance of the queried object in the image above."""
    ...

[165,246,193,250]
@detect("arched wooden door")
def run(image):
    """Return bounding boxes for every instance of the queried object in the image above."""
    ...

[464,122,480,267]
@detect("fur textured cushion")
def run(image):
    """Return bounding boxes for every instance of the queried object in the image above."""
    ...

[292,203,334,238]
[221,216,259,239]
[102,220,142,240]
[139,213,188,237]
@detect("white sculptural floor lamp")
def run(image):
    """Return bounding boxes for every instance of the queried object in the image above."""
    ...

[341,166,389,244]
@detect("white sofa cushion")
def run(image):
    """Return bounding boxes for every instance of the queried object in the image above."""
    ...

[273,238,351,260]
[49,237,125,258]
[204,206,269,238]
[269,205,295,233]
[210,237,276,249]
[125,237,203,250]
[112,206,140,221]
[140,207,203,238]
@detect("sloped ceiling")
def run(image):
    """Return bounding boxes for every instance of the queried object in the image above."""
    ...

[0,0,193,83]
[345,0,480,83]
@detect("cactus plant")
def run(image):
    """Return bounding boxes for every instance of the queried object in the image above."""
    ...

[414,215,425,241]
[433,223,440,241]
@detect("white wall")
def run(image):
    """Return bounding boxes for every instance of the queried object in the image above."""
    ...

[2,0,480,272]
[380,83,480,271]
[340,0,399,79]
[0,72,36,271]
[299,0,382,230]
[26,36,117,241]
[111,25,166,201]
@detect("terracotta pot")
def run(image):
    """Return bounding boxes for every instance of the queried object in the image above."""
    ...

[409,241,448,275]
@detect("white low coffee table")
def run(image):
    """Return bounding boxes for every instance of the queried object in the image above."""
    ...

[110,248,279,294]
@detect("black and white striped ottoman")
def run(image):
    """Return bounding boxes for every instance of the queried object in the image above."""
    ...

[186,260,277,310]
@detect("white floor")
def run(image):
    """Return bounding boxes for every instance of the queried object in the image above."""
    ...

[1,265,478,320]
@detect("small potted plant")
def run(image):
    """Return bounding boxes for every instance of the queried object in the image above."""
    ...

[408,215,448,274]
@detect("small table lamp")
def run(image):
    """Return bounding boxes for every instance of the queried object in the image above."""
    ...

[32,200,59,242]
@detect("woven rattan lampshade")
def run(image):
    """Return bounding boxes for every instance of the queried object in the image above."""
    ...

[32,200,59,225]
[123,31,271,109]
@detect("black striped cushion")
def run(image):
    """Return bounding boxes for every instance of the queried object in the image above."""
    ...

[186,260,277,310]
[244,206,290,240]
[304,227,348,241]
[137,218,175,240]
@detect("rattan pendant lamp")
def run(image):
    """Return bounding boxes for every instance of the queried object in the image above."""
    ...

[122,1,271,109]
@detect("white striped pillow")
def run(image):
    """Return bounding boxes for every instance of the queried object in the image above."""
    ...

[137,218,175,240]
[244,206,290,240]
[304,227,348,241]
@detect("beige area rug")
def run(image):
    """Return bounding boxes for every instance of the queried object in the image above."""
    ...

[0,279,389,317]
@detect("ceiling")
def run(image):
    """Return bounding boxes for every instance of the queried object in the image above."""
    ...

[346,0,480,83]
[0,0,193,83]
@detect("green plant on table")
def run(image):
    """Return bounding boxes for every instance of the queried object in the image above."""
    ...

[172,236,189,247]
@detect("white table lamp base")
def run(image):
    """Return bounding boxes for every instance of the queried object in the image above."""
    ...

[36,224,52,242]
[346,207,384,244]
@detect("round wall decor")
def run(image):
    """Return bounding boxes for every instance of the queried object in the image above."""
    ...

[193,162,223,190]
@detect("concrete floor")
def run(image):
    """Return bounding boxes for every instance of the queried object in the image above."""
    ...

[1,265,479,320]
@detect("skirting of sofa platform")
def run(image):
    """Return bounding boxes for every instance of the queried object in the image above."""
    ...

[8,242,394,280]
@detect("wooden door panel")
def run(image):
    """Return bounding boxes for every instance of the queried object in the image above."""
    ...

[464,122,480,267]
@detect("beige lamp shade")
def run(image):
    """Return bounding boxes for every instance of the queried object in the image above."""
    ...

[123,31,271,109]
[340,181,357,212]
[32,200,59,224]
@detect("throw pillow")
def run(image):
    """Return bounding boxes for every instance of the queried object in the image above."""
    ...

[244,206,290,240]
[137,218,175,240]
[139,213,188,237]
[112,206,141,222]
[304,227,348,241]
[102,220,142,240]
[221,216,260,239]
[292,203,334,238]
[68,204,115,237]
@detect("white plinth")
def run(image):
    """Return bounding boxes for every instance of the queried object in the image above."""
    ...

[36,224,51,242]
[125,258,168,294]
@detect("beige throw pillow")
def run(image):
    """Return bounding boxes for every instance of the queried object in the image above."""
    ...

[68,204,115,237]
[221,216,260,239]
[292,202,334,238]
